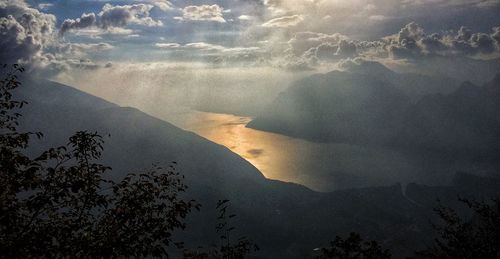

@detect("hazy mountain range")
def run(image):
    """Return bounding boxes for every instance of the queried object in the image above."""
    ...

[14,77,500,258]
[248,62,500,152]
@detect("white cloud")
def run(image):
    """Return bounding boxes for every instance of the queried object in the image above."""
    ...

[155,42,181,48]
[59,3,163,37]
[176,4,226,23]
[99,3,163,28]
[145,0,174,12]
[0,0,115,75]
[0,0,56,64]
[37,3,53,10]
[58,43,114,58]
[155,41,263,64]
[262,15,303,28]
[60,13,97,36]
[238,15,253,21]
[156,42,259,53]
[369,15,390,21]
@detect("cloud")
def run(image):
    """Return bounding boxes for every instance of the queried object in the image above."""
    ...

[262,15,303,28]
[157,42,226,51]
[155,42,181,48]
[99,3,162,28]
[248,0,500,44]
[58,43,114,58]
[256,21,500,71]
[59,3,162,37]
[238,15,253,21]
[287,32,347,55]
[176,4,226,23]
[384,22,500,59]
[3,0,500,77]
[156,41,259,53]
[385,22,426,59]
[369,15,390,21]
[335,40,357,57]
[271,32,358,69]
[144,0,174,12]
[493,27,500,42]
[0,0,56,64]
[60,13,96,37]
[37,3,53,10]
[0,0,119,77]
[402,0,500,8]
[155,41,263,64]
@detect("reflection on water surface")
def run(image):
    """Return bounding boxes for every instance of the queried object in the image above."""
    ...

[175,111,454,192]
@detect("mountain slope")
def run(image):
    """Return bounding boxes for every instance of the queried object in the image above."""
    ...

[14,77,500,258]
[18,78,266,186]
[396,74,500,151]
[340,60,461,99]
[248,66,500,151]
[247,71,410,144]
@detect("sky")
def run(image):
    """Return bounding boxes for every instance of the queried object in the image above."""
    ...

[2,0,500,190]
[1,0,500,78]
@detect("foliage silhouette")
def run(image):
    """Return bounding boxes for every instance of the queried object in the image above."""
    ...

[315,232,391,259]
[4,64,499,259]
[0,64,200,258]
[183,199,258,259]
[314,198,500,259]
[417,198,500,259]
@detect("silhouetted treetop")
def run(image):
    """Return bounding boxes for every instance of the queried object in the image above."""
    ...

[0,64,200,258]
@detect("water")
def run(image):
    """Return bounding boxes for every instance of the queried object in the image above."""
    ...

[173,111,470,192]
[60,68,490,192]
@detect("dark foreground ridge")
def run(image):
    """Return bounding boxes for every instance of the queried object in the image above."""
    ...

[12,76,500,258]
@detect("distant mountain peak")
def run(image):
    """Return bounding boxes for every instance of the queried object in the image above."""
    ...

[453,81,481,97]
[485,72,500,92]
[492,72,500,82]
[340,59,395,77]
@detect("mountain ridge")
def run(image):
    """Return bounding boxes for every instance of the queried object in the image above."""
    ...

[15,77,500,258]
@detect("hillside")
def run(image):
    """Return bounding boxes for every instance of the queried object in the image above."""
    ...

[248,64,500,152]
[14,77,500,258]
[247,71,410,144]
[340,60,461,99]
[396,74,500,151]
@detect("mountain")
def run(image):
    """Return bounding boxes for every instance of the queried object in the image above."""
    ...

[247,71,411,144]
[17,77,266,186]
[14,77,500,258]
[404,56,500,85]
[396,73,500,151]
[248,65,500,151]
[484,72,500,93]
[340,60,461,99]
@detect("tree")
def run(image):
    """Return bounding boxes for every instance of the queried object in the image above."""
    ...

[315,232,392,259]
[183,200,258,259]
[417,198,500,259]
[0,64,200,258]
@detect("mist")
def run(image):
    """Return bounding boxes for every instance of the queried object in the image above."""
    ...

[2,0,500,258]
[55,63,308,119]
[50,60,500,192]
